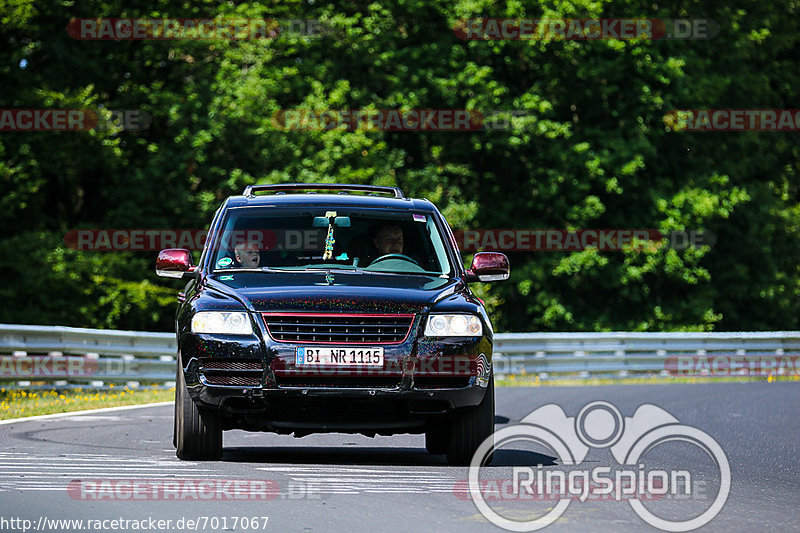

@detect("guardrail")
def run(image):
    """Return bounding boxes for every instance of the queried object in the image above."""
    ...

[492,331,800,379]
[1,324,798,387]
[0,324,177,388]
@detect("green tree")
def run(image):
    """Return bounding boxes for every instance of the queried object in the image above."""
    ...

[1,0,798,331]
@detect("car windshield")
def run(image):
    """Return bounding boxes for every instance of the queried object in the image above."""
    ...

[211,207,453,276]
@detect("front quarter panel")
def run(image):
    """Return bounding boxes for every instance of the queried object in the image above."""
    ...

[177,280,267,390]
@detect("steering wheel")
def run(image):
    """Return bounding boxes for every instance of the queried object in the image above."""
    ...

[369,253,421,266]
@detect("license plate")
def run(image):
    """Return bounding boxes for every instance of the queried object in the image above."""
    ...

[296,346,384,366]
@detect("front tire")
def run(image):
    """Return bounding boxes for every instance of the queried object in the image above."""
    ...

[175,356,222,460]
[425,427,449,454]
[172,362,179,448]
[446,377,495,466]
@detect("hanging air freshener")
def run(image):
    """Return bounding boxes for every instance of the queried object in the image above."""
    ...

[323,210,337,260]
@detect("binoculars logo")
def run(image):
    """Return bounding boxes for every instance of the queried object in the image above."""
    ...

[468,401,730,532]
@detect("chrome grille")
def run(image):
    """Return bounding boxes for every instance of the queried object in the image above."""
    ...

[263,313,414,344]
[274,376,402,389]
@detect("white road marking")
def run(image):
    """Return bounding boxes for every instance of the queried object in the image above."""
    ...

[260,464,461,494]
[256,466,443,474]
[0,453,234,492]
[0,472,228,477]
[62,416,125,421]
[0,454,460,495]
[0,402,172,425]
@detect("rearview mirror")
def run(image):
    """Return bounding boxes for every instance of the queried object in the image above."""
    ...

[465,252,510,282]
[156,249,196,279]
[313,216,351,227]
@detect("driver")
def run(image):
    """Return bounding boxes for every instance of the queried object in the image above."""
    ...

[373,223,404,256]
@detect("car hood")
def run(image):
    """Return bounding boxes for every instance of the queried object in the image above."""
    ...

[205,271,461,314]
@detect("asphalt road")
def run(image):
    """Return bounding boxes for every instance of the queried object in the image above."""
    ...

[0,383,797,533]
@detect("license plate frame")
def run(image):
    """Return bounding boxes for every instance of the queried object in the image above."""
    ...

[295,346,384,366]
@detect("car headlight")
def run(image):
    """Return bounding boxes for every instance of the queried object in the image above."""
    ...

[424,314,482,337]
[191,312,253,335]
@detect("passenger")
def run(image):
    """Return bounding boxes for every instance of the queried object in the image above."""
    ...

[233,241,261,268]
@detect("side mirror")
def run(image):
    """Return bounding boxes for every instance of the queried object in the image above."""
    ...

[156,249,196,279]
[465,252,509,282]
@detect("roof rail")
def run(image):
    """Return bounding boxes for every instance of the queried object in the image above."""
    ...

[242,183,405,199]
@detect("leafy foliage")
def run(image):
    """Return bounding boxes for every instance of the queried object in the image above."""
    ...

[2,0,799,331]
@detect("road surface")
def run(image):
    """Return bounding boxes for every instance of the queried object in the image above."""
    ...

[0,383,797,532]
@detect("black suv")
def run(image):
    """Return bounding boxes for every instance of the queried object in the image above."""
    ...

[156,183,509,465]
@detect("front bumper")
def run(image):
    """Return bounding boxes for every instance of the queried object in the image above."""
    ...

[191,383,487,435]
[178,322,493,434]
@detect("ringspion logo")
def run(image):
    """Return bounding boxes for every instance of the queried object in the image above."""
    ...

[468,401,730,531]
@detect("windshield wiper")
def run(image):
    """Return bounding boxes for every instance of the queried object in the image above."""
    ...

[267,265,358,272]
[359,269,446,278]
[212,267,281,273]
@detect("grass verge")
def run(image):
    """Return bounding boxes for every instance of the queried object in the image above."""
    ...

[0,386,174,420]
[496,374,800,386]
[2,374,796,420]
